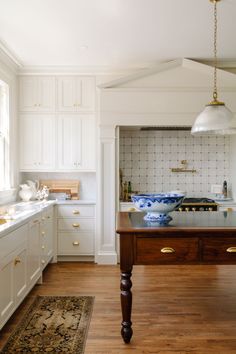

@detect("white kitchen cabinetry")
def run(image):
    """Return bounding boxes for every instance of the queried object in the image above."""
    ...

[57,115,96,171]
[19,76,55,112]
[0,224,28,329]
[218,203,236,212]
[57,204,95,256]
[19,114,55,171]
[27,216,42,288]
[41,207,54,269]
[57,76,95,112]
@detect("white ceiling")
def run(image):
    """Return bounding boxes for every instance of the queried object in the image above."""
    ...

[0,0,236,69]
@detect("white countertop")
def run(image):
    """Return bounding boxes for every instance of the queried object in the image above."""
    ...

[0,199,96,238]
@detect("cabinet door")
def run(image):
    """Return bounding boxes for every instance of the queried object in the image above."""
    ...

[41,211,54,268]
[0,255,14,329]
[19,115,41,170]
[81,116,96,170]
[19,115,55,171]
[57,77,77,112]
[27,218,41,288]
[14,247,27,306]
[57,76,95,112]
[57,115,81,170]
[19,76,55,112]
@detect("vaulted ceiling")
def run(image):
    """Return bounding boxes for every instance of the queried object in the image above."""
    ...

[0,0,236,69]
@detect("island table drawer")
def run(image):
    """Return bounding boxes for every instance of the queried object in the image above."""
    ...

[135,236,199,264]
[202,237,236,262]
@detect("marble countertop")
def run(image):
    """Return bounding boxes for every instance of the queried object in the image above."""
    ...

[0,199,96,238]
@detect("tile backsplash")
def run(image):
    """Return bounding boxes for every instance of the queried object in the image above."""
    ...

[119,129,230,197]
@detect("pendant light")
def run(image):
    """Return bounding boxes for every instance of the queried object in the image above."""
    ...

[191,0,236,135]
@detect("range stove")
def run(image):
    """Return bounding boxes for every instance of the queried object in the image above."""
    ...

[177,197,218,212]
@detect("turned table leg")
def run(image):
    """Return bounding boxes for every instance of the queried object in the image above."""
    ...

[120,270,133,343]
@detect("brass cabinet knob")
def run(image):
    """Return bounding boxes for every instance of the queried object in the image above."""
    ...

[42,245,45,249]
[209,208,213,212]
[73,241,80,246]
[226,247,236,253]
[128,207,136,212]
[41,231,45,235]
[42,260,45,264]
[73,210,80,215]
[160,247,175,254]
[14,258,21,266]
[72,223,80,228]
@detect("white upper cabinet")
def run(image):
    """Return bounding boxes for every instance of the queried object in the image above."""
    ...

[19,114,55,171]
[57,76,95,112]
[19,76,55,112]
[57,115,96,171]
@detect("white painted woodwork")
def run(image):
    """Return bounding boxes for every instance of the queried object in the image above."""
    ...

[57,114,96,171]
[57,76,95,112]
[19,76,55,112]
[57,204,95,256]
[27,216,41,288]
[19,114,55,171]
[0,224,28,329]
[41,207,54,269]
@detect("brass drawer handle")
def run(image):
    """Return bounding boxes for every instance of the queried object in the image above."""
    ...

[73,210,80,215]
[14,258,21,266]
[72,223,80,228]
[73,241,80,246]
[226,247,236,253]
[128,207,136,212]
[161,247,175,254]
[42,245,45,250]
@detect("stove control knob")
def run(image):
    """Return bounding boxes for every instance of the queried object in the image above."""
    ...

[185,207,189,212]
[199,207,204,211]
[192,207,196,212]
[178,208,183,212]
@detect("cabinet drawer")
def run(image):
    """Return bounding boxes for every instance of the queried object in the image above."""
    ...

[135,236,199,264]
[57,205,95,217]
[58,232,94,255]
[202,237,236,263]
[41,207,54,222]
[0,224,28,260]
[58,218,94,231]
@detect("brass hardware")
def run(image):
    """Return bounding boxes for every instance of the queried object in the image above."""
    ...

[185,207,189,212]
[41,231,45,235]
[42,260,45,264]
[72,223,80,228]
[226,247,236,253]
[178,207,182,212]
[73,210,80,215]
[192,207,196,212]
[128,207,136,212]
[227,208,233,212]
[73,241,80,246]
[209,207,213,212]
[161,247,175,254]
[171,160,196,173]
[14,258,21,266]
[42,245,45,249]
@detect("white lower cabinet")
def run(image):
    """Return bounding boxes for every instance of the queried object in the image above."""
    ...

[41,207,54,269]
[0,224,28,329]
[0,206,55,330]
[57,204,95,256]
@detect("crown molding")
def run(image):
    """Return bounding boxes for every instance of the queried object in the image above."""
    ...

[0,39,22,72]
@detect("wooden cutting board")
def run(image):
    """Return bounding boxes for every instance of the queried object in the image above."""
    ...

[40,180,80,199]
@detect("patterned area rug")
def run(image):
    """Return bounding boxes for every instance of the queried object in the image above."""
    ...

[1,295,94,354]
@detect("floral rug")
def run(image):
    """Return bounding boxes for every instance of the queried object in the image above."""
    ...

[1,295,94,353]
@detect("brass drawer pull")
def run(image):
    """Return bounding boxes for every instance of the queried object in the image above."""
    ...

[42,245,45,250]
[161,247,175,254]
[73,210,80,215]
[73,241,80,246]
[14,258,21,266]
[226,247,236,253]
[72,223,80,228]
[128,208,136,212]
[41,231,45,235]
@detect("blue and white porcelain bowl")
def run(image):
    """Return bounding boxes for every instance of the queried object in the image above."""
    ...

[131,193,185,225]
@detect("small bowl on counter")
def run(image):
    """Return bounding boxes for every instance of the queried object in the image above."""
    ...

[131,192,185,225]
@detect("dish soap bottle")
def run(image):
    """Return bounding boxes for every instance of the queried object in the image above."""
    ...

[223,180,227,198]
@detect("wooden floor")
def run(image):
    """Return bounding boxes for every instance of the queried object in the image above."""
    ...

[1,263,236,353]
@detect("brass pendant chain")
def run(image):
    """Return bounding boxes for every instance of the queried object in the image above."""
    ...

[213,0,218,101]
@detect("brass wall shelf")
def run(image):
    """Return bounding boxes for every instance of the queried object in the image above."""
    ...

[171,160,196,173]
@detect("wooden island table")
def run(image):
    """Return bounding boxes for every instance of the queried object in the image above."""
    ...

[116,211,236,343]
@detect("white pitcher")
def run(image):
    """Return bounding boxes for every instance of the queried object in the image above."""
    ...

[19,184,33,202]
[26,180,39,200]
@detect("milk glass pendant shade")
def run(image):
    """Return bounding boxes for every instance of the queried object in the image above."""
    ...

[191,0,236,136]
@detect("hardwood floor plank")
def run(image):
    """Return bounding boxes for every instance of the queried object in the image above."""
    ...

[1,263,236,353]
